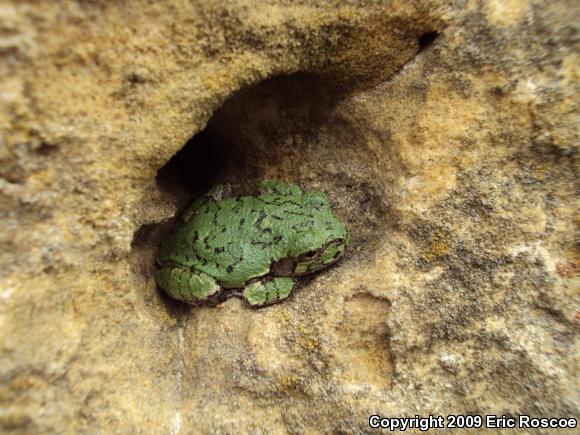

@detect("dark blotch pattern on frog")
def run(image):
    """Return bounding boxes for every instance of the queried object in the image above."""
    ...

[155,180,349,307]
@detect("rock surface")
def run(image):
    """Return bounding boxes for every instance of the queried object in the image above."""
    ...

[0,0,578,433]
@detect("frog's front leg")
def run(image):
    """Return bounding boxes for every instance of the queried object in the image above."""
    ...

[242,277,296,307]
[155,266,222,305]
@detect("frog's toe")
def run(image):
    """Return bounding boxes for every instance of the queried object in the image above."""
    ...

[155,266,222,305]
[208,183,231,201]
[242,277,295,307]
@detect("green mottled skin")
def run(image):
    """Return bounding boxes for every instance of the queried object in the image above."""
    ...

[155,180,349,307]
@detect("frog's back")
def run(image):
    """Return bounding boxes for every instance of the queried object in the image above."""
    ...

[189,194,298,287]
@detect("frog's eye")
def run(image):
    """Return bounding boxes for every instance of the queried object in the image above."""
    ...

[302,250,318,259]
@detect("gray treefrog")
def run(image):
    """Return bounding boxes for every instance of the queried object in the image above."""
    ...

[155,180,349,307]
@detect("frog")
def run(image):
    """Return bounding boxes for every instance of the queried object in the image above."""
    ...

[155,180,349,307]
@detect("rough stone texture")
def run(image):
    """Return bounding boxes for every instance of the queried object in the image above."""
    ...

[0,0,578,433]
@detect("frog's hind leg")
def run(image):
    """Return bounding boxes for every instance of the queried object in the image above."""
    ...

[242,277,295,307]
[155,266,222,305]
